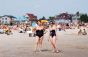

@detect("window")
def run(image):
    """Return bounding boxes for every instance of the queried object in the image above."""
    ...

[5,21,8,24]
[5,18,7,20]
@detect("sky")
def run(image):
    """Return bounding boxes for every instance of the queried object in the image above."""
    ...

[0,0,88,19]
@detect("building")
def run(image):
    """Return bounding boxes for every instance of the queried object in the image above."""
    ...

[26,13,37,21]
[54,12,72,23]
[0,15,16,25]
[24,13,38,25]
[72,12,80,24]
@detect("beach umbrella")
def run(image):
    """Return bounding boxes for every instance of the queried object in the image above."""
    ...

[55,19,71,23]
[32,22,37,27]
[64,20,71,23]
[41,20,48,23]
[55,19,65,23]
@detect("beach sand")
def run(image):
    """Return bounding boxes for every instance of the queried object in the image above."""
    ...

[0,29,88,57]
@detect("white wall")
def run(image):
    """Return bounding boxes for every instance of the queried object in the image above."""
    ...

[0,16,11,24]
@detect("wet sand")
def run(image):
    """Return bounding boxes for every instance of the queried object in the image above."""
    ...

[0,29,88,57]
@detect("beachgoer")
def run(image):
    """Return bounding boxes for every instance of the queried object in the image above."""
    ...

[49,22,59,53]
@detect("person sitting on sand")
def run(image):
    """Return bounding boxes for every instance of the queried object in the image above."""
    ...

[78,29,82,35]
[82,29,87,35]
[5,27,12,35]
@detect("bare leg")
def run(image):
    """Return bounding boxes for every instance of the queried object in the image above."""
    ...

[53,36,59,53]
[50,36,59,53]
[40,36,43,46]
[50,36,56,51]
[52,36,58,51]
[39,37,43,51]
[35,36,39,51]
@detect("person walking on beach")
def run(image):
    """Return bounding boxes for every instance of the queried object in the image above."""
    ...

[49,22,59,53]
[34,21,44,52]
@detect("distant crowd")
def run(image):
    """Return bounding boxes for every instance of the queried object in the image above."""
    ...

[0,22,88,36]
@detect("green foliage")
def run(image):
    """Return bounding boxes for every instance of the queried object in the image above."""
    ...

[79,14,88,23]
[49,16,55,21]
[42,16,46,20]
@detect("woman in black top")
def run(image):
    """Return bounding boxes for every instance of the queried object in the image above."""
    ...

[49,22,59,53]
[34,21,44,52]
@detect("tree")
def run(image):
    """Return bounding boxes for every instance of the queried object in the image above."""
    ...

[49,16,55,21]
[8,15,16,26]
[79,14,88,23]
[76,11,80,16]
[42,16,46,20]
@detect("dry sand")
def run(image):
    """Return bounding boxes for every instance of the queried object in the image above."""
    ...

[0,29,88,57]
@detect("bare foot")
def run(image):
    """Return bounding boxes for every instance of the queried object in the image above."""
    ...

[53,50,61,53]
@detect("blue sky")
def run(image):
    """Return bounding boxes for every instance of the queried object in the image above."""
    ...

[0,0,88,19]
